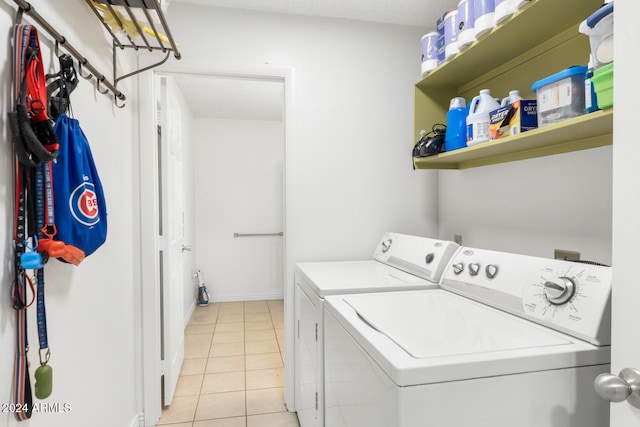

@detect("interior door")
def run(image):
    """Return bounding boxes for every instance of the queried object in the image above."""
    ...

[159,76,185,406]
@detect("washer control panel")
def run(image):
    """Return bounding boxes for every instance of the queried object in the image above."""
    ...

[442,247,612,346]
[372,232,459,283]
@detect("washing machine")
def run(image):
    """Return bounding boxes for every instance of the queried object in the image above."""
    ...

[323,247,612,427]
[294,232,459,427]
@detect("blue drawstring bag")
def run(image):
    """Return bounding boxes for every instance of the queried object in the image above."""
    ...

[52,115,107,258]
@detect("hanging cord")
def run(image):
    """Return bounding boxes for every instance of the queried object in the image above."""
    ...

[33,162,53,399]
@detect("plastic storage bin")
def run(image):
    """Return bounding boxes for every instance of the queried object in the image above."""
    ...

[591,63,613,109]
[531,66,587,127]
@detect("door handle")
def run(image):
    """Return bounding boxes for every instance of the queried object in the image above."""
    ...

[182,245,192,252]
[594,368,640,409]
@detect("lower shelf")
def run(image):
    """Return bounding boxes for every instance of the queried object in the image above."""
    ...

[413,109,613,170]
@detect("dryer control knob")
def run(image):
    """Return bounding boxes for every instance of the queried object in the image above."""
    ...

[486,264,499,279]
[453,262,464,275]
[381,239,392,253]
[544,277,576,305]
[469,263,480,276]
[425,253,435,264]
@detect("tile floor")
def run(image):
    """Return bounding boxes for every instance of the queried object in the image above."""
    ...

[157,300,300,427]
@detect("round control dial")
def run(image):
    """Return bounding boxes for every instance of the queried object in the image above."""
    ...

[543,277,576,305]
[381,239,392,253]
[469,263,480,276]
[452,262,464,275]
[425,253,435,264]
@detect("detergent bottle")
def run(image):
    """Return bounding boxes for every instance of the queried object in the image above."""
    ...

[466,89,500,146]
[500,90,523,107]
[445,97,468,151]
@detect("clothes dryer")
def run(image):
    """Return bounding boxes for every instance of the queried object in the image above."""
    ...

[294,232,459,427]
[324,247,612,427]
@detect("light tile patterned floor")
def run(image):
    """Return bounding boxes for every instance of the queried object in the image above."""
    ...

[157,300,299,427]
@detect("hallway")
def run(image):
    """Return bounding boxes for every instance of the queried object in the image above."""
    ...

[157,300,299,427]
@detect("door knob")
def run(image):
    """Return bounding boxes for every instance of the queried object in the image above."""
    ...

[182,245,192,252]
[594,368,640,409]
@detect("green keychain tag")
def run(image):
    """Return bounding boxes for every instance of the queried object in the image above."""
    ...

[35,363,52,399]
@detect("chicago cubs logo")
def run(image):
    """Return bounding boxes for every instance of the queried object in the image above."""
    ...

[69,182,100,226]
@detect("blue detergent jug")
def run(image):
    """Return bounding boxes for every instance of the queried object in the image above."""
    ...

[445,97,468,151]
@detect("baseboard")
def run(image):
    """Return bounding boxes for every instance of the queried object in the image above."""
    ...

[210,293,284,303]
[184,298,196,328]
[129,412,144,427]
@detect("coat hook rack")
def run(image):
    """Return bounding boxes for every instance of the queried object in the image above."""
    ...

[12,0,127,106]
[11,0,182,108]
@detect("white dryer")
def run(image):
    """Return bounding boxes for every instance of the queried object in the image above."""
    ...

[294,232,459,427]
[323,247,612,427]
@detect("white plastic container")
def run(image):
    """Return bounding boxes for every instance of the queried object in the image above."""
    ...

[444,10,460,59]
[466,89,501,146]
[421,32,439,75]
[474,0,495,38]
[495,0,516,24]
[513,0,530,9]
[578,2,613,68]
[500,90,523,107]
[457,0,476,48]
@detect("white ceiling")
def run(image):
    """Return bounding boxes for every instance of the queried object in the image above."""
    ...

[172,0,458,28]
[170,0,459,120]
[174,75,284,121]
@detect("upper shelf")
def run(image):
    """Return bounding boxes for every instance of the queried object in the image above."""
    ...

[416,0,601,90]
[413,109,613,170]
[86,0,181,59]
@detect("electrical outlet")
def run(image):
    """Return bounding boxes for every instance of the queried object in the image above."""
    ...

[554,249,580,261]
[454,234,463,245]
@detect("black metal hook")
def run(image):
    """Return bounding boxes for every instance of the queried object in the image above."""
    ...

[96,78,109,95]
[114,95,125,109]
[78,60,93,80]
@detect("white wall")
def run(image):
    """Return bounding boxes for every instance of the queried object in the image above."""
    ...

[0,1,139,426]
[162,4,440,263]
[438,146,613,264]
[194,118,284,301]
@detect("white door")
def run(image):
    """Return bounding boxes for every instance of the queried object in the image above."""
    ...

[601,3,640,424]
[159,76,185,406]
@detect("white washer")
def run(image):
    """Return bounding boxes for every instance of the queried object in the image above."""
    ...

[323,247,612,427]
[294,232,459,427]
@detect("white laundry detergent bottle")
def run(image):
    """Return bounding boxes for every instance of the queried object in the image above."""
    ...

[495,0,516,24]
[500,89,523,107]
[466,89,500,146]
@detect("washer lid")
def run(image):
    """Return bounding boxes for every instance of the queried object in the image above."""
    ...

[346,291,570,359]
[296,261,434,297]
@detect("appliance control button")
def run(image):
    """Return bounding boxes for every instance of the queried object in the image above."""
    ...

[469,263,480,276]
[486,264,499,279]
[381,239,392,253]
[544,277,576,305]
[425,253,435,264]
[453,262,464,275]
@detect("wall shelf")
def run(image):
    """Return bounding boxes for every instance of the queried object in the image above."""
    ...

[413,0,609,170]
[413,109,613,170]
[85,0,182,106]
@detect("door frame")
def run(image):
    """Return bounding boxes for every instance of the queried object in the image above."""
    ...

[135,64,297,425]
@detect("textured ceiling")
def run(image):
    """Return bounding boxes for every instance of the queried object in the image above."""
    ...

[171,0,459,28]
[173,75,284,121]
